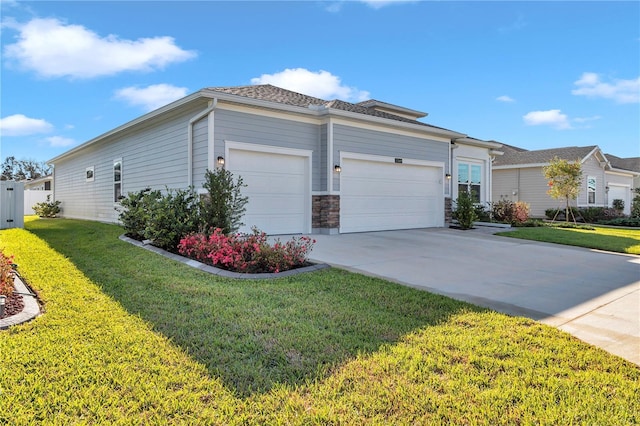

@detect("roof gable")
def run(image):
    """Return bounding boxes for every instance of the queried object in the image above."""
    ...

[206,84,457,133]
[605,154,640,173]
[493,145,599,167]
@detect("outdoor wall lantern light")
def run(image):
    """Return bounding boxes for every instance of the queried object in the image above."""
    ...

[334,165,342,173]
[445,173,452,180]
[217,156,225,166]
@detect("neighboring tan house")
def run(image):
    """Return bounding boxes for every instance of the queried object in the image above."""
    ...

[493,144,638,217]
[48,84,501,234]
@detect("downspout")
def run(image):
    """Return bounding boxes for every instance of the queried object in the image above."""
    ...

[187,98,218,187]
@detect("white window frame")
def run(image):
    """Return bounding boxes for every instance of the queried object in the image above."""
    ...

[457,161,483,204]
[113,159,122,203]
[85,166,95,182]
[587,176,596,204]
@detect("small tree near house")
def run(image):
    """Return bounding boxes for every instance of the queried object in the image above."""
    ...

[543,156,583,223]
[200,168,249,235]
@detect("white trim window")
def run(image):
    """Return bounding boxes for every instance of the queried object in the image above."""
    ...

[113,159,122,202]
[587,176,596,204]
[458,162,482,203]
[85,166,95,182]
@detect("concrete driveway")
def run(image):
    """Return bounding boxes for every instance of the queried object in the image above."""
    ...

[307,227,640,365]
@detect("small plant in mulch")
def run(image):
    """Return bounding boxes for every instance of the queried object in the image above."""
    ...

[0,249,24,319]
[178,227,316,273]
[0,250,15,297]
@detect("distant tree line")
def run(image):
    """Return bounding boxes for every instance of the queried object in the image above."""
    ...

[0,156,51,181]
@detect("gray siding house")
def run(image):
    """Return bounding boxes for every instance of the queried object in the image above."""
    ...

[49,85,501,234]
[492,144,638,217]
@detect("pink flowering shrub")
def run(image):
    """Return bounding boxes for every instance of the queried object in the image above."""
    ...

[513,201,530,223]
[178,228,316,273]
[0,250,15,297]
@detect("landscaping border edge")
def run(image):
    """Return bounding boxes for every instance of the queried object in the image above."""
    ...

[119,234,330,279]
[0,273,41,329]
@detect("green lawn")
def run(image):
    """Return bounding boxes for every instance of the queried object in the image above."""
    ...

[0,217,638,424]
[497,224,640,255]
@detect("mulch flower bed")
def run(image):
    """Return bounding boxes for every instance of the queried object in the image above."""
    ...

[1,292,24,319]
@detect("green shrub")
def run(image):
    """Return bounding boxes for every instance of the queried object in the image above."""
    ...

[474,203,491,222]
[596,217,640,227]
[631,188,640,218]
[200,168,249,235]
[144,187,201,251]
[32,195,61,218]
[545,206,580,221]
[578,207,604,223]
[117,187,159,240]
[612,198,625,212]
[453,191,477,230]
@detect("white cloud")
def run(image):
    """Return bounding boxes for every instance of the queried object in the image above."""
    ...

[3,18,196,79]
[572,72,640,104]
[496,95,515,103]
[0,114,53,136]
[114,84,189,112]
[251,68,370,102]
[523,109,571,130]
[45,136,75,147]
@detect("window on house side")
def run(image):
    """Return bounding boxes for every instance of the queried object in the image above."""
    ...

[457,163,482,203]
[113,160,122,202]
[86,166,94,182]
[587,176,596,204]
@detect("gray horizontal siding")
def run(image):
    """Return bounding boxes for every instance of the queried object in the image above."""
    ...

[213,109,323,191]
[53,104,205,222]
[192,117,209,186]
[333,124,448,191]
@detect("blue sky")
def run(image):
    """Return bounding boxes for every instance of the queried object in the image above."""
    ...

[1,0,639,165]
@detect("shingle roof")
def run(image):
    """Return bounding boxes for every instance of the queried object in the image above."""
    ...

[605,154,640,172]
[208,84,327,108]
[493,145,598,166]
[206,84,458,133]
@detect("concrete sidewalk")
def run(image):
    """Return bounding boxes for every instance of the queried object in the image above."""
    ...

[307,228,640,365]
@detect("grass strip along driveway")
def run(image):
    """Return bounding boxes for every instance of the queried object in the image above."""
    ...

[497,224,640,255]
[0,218,638,424]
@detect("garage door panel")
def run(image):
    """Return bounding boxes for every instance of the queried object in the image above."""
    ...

[228,148,309,235]
[240,173,306,194]
[341,157,443,233]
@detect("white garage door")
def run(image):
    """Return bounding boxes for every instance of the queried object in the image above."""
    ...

[340,157,443,233]
[608,185,630,215]
[227,147,309,235]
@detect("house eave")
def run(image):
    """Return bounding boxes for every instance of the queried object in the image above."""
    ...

[454,137,503,149]
[493,163,549,170]
[48,91,206,164]
[202,88,465,140]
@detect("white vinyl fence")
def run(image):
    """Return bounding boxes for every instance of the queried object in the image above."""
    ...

[24,190,52,215]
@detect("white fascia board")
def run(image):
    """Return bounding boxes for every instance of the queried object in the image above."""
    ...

[327,108,465,140]
[454,137,503,150]
[606,168,640,177]
[493,163,548,170]
[583,146,602,164]
[48,91,206,164]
